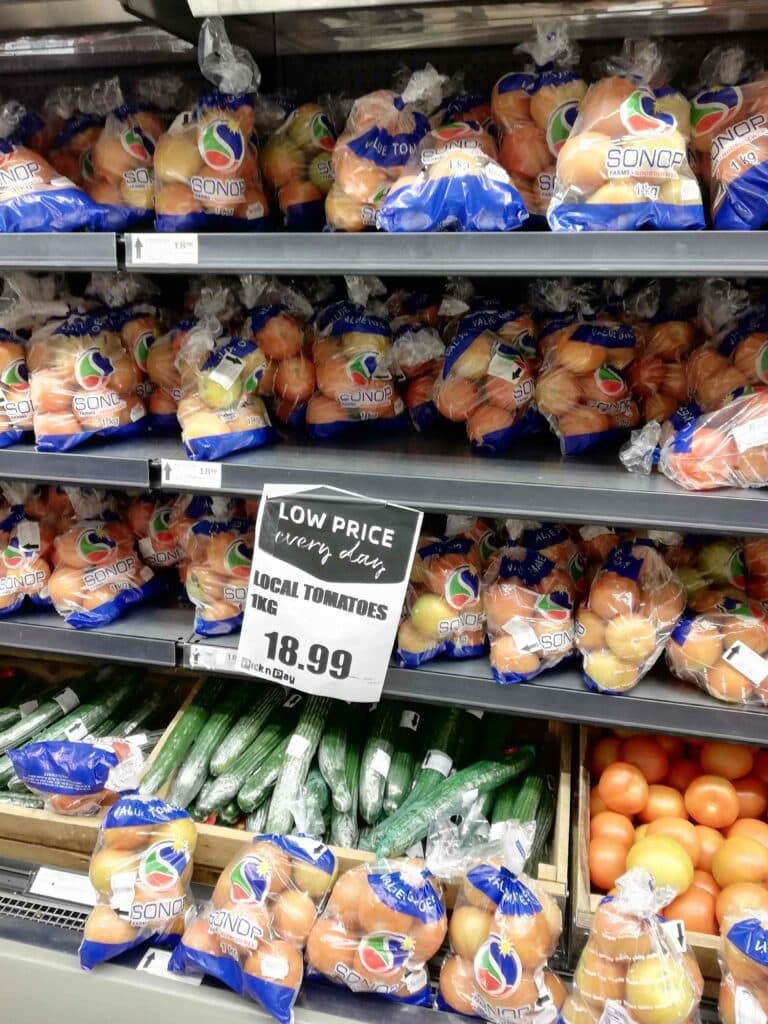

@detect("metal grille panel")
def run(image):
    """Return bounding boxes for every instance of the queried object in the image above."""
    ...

[0,894,88,932]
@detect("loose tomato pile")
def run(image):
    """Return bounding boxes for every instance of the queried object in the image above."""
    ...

[588,732,768,935]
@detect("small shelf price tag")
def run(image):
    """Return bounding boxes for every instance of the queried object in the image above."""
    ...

[188,644,238,673]
[130,233,198,266]
[137,947,202,986]
[160,459,222,490]
[237,483,422,702]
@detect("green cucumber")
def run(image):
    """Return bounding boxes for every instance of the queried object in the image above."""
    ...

[399,706,464,808]
[453,710,486,769]
[375,747,535,858]
[139,677,225,796]
[0,791,44,809]
[112,687,168,738]
[236,733,290,813]
[218,800,242,827]
[203,711,297,816]
[383,707,422,815]
[246,800,269,833]
[0,669,105,754]
[491,778,523,824]
[330,736,361,849]
[318,714,351,812]
[168,683,249,809]
[266,696,331,835]
[527,785,556,874]
[510,773,546,824]
[306,767,330,814]
[209,686,287,776]
[359,703,399,824]
[0,708,20,731]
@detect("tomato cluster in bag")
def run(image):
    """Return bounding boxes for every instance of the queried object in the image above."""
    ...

[0,482,62,615]
[719,910,768,1024]
[80,795,197,970]
[261,102,337,229]
[171,835,337,1024]
[306,859,447,1005]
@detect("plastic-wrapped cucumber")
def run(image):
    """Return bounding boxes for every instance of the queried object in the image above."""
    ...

[209,686,288,776]
[266,696,331,834]
[330,736,361,849]
[245,800,269,833]
[199,717,292,816]
[383,706,422,814]
[359,702,399,824]
[218,799,242,827]
[236,733,290,813]
[318,714,351,812]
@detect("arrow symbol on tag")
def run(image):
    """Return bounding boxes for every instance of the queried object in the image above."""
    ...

[163,463,171,482]
[142,951,155,970]
[725,643,741,662]
[134,237,143,260]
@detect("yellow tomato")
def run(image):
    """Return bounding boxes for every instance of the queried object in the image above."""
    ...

[626,835,694,896]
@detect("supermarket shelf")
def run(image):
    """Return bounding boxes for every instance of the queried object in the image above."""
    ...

[151,434,768,536]
[182,632,768,744]
[123,231,768,276]
[0,440,153,489]
[0,234,117,271]
[0,607,188,667]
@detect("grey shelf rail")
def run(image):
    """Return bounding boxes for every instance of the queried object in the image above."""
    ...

[0,234,118,270]
[0,440,154,489]
[123,231,768,276]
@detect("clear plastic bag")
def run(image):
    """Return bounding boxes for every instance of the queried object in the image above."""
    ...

[0,481,55,615]
[48,78,120,190]
[691,46,768,230]
[8,737,144,815]
[177,317,277,460]
[79,795,197,969]
[392,322,444,432]
[436,823,563,1023]
[576,540,685,693]
[492,26,587,219]
[171,835,337,1024]
[181,507,253,636]
[47,488,160,629]
[325,66,445,231]
[719,911,768,1024]
[261,102,337,228]
[564,868,703,1024]
[548,39,705,231]
[27,309,148,452]
[305,857,447,1006]
[434,305,538,453]
[378,120,528,232]
[0,99,100,233]
[396,533,484,667]
[0,327,33,445]
[153,17,268,231]
[127,491,184,573]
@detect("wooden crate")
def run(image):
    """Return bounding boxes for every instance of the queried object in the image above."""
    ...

[573,726,720,995]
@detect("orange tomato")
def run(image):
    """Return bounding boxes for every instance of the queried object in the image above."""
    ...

[620,735,670,784]
[590,736,622,776]
[638,785,687,823]
[695,825,725,872]
[715,881,768,926]
[754,749,768,784]
[662,886,716,935]
[699,742,754,780]
[646,817,700,867]
[712,836,768,888]
[655,735,685,759]
[684,775,740,829]
[727,818,768,850]
[665,759,700,794]
[598,762,649,816]
[589,837,627,891]
[590,786,608,816]
[590,811,636,848]
[733,774,768,819]
[691,869,720,899]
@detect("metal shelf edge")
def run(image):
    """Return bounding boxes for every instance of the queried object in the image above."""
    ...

[0,234,118,271]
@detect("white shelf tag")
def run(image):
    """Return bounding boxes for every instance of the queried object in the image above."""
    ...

[188,644,238,673]
[131,234,198,267]
[160,459,222,490]
[723,642,768,686]
[136,947,203,986]
[30,867,97,907]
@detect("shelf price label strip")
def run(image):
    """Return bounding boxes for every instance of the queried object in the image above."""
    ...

[236,483,422,702]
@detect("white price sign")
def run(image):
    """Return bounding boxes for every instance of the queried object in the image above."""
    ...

[237,484,422,702]
[187,644,239,673]
[130,233,198,266]
[160,459,222,490]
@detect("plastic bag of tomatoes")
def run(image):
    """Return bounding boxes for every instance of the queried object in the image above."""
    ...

[491,25,587,221]
[48,78,117,190]
[325,66,445,232]
[548,39,704,231]
[0,327,33,446]
[153,18,269,231]
[691,46,768,231]
[7,737,144,816]
[47,488,161,629]
[575,539,685,693]
[170,836,336,1024]
[378,119,528,232]
[126,491,184,575]
[434,305,539,453]
[667,594,768,704]
[80,795,197,969]
[0,99,101,233]
[563,868,703,1024]
[396,532,485,667]
[180,505,253,636]
[177,317,277,460]
[437,822,564,1022]
[0,481,56,616]
[306,857,447,1006]
[719,910,768,1024]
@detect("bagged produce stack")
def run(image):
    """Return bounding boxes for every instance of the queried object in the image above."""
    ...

[719,907,768,1024]
[548,39,704,230]
[491,26,587,219]
[0,482,61,616]
[171,835,337,1024]
[153,18,269,231]
[80,795,197,969]
[48,79,116,190]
